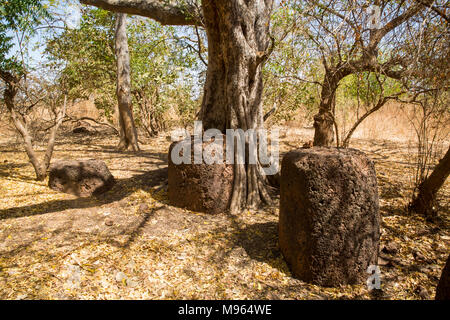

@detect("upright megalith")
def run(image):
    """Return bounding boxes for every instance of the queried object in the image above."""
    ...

[168,137,234,214]
[279,147,380,287]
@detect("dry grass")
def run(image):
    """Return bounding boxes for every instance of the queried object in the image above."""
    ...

[0,125,448,300]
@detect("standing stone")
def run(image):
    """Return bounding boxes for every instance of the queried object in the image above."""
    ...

[168,137,233,214]
[49,160,115,197]
[279,147,380,287]
[435,254,450,300]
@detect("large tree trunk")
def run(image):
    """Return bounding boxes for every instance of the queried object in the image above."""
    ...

[410,146,450,217]
[199,0,273,213]
[79,0,274,213]
[115,13,140,151]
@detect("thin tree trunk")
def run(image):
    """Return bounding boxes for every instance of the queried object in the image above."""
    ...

[2,72,66,181]
[43,95,67,171]
[410,146,450,217]
[115,13,139,151]
[3,74,45,180]
[342,97,389,148]
[199,0,274,213]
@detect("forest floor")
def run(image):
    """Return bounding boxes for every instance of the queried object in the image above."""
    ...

[0,126,448,300]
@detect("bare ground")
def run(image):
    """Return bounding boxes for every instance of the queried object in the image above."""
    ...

[0,127,448,300]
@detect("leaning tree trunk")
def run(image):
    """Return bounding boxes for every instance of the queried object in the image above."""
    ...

[410,146,450,217]
[115,13,139,151]
[342,97,390,148]
[199,0,273,213]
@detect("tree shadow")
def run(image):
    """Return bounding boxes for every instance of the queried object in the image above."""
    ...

[52,145,168,164]
[379,183,404,199]
[238,221,285,267]
[0,166,168,221]
[202,217,289,276]
[105,204,166,250]
[0,162,38,182]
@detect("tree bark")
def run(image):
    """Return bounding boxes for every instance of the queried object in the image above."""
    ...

[80,0,200,26]
[313,71,340,146]
[115,13,140,151]
[44,95,67,172]
[410,146,450,217]
[199,0,274,213]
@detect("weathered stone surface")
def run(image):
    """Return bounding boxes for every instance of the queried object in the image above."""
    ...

[168,138,233,214]
[72,126,91,134]
[436,254,450,300]
[49,160,115,197]
[279,147,380,287]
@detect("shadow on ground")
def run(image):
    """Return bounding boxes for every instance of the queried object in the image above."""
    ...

[0,162,38,182]
[0,165,168,221]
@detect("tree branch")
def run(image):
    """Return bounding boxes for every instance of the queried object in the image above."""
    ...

[263,102,277,122]
[369,0,432,49]
[79,0,201,26]
[414,0,450,23]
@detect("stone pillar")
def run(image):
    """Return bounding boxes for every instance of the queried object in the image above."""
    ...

[168,138,233,214]
[279,147,380,287]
